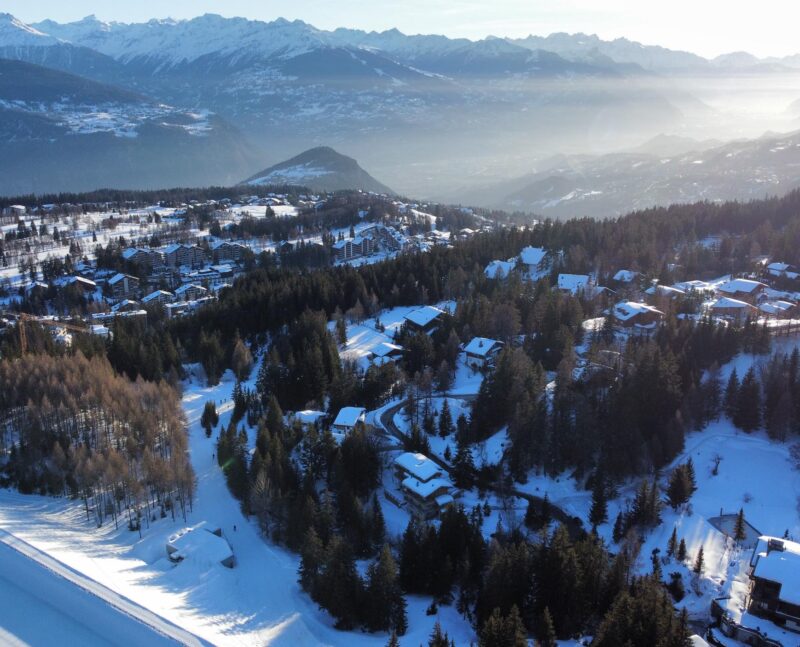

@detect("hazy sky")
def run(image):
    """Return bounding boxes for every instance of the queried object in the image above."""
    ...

[6,0,799,59]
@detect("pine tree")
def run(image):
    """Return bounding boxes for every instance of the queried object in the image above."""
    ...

[589,472,608,527]
[734,366,761,432]
[677,538,687,562]
[386,630,400,647]
[452,436,475,488]
[667,526,678,558]
[371,494,386,548]
[693,546,704,574]
[200,401,219,438]
[724,368,740,420]
[651,548,663,581]
[439,399,454,438]
[612,511,625,543]
[428,621,453,647]
[539,606,557,647]
[733,508,746,544]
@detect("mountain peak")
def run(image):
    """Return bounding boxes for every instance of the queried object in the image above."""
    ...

[243,146,393,194]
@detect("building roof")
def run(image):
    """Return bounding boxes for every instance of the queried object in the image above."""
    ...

[142,290,174,303]
[463,337,502,358]
[718,278,766,295]
[612,301,664,321]
[394,452,441,482]
[613,269,638,283]
[711,297,755,309]
[760,300,796,314]
[751,536,800,605]
[557,273,591,294]
[484,260,515,279]
[108,272,136,285]
[674,279,715,292]
[371,342,404,358]
[175,283,206,295]
[332,406,366,428]
[519,246,547,267]
[645,284,686,297]
[404,305,445,328]
[167,522,233,566]
[401,476,452,500]
[767,262,791,272]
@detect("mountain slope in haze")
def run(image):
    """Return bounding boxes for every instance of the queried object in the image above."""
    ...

[0,59,257,196]
[453,130,800,218]
[243,147,393,194]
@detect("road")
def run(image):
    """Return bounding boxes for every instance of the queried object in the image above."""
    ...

[378,397,584,538]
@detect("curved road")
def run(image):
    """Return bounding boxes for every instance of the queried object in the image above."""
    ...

[378,397,584,538]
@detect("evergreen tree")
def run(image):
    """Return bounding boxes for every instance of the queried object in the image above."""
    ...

[365,545,407,634]
[298,527,324,593]
[677,538,687,562]
[733,508,746,544]
[452,435,475,488]
[724,368,740,419]
[693,546,704,574]
[651,548,663,581]
[734,367,761,432]
[200,401,219,438]
[428,621,454,647]
[539,606,557,647]
[479,605,527,647]
[667,526,678,558]
[439,399,454,438]
[589,472,608,527]
[612,512,625,544]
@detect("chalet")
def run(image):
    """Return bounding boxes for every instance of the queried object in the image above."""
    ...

[717,278,767,304]
[107,273,140,300]
[612,301,664,328]
[674,280,715,294]
[394,452,453,519]
[331,406,368,434]
[557,273,592,295]
[369,342,404,365]
[163,244,206,269]
[277,241,294,254]
[403,306,445,333]
[710,297,758,324]
[141,290,174,306]
[766,262,799,279]
[175,283,208,302]
[748,536,800,632]
[760,300,798,319]
[612,269,639,284]
[211,241,248,264]
[111,299,141,313]
[645,284,686,304]
[2,205,26,217]
[484,260,515,279]
[166,523,234,569]
[518,246,549,277]
[463,337,504,369]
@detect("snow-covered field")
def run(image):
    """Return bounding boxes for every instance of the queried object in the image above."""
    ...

[0,364,475,646]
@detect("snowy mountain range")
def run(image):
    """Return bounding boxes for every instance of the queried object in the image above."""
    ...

[1,12,800,198]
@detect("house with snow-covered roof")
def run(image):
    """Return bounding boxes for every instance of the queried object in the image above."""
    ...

[748,536,800,631]
[717,278,767,304]
[710,297,758,324]
[403,306,445,333]
[612,301,664,328]
[141,289,174,306]
[484,259,515,280]
[557,273,592,295]
[369,342,404,364]
[166,522,234,569]
[462,337,504,369]
[331,406,368,434]
[759,300,798,319]
[518,246,549,277]
[394,452,453,519]
[766,262,799,279]
[612,269,639,284]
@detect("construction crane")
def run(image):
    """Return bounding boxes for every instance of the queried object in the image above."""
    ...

[15,312,89,354]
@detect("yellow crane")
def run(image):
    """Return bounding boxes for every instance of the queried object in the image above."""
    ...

[15,312,89,354]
